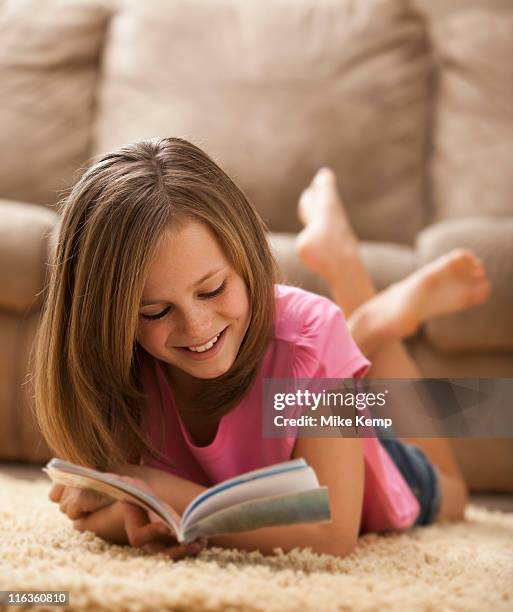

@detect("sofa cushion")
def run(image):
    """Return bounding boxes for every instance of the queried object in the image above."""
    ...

[407,336,513,378]
[270,232,418,303]
[0,0,112,206]
[430,10,513,222]
[0,200,59,313]
[414,0,513,20]
[0,309,52,462]
[94,0,431,244]
[416,218,513,353]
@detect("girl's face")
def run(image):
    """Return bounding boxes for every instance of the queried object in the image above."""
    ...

[137,219,251,389]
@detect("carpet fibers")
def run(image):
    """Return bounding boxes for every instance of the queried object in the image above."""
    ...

[1,474,512,611]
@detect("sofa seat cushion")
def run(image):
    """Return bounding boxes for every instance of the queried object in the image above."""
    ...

[94,0,431,245]
[416,218,513,353]
[0,309,52,462]
[406,336,513,379]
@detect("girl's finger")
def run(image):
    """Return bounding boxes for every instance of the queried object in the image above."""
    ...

[58,488,112,520]
[49,483,65,503]
[66,502,90,520]
[134,522,176,548]
[192,537,208,552]
[142,542,192,561]
[162,539,206,560]
[162,545,190,561]
[148,510,162,524]
[142,542,166,555]
[121,502,177,548]
[140,536,205,560]
[77,490,113,513]
[59,491,75,517]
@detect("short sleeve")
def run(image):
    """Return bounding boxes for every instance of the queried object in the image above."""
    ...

[293,295,371,380]
[278,293,371,458]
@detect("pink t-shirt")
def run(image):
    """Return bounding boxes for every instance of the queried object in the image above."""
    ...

[139,284,370,486]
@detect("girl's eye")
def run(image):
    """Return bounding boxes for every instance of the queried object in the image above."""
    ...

[199,280,226,300]
[140,281,226,321]
[140,307,171,321]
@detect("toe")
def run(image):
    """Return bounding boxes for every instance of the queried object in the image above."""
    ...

[297,188,314,224]
[471,280,491,304]
[299,187,313,206]
[472,266,487,279]
[447,247,474,263]
[314,167,336,186]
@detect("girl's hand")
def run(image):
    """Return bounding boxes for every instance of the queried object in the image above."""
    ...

[113,474,208,559]
[49,483,114,520]
[51,473,207,560]
[48,471,139,520]
[119,499,208,560]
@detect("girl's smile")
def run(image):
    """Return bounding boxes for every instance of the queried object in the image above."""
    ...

[136,219,251,391]
[174,324,229,360]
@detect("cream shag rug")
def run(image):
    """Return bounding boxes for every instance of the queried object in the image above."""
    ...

[1,474,513,612]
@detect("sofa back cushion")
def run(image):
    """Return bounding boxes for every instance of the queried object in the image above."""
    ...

[415,0,513,19]
[93,0,431,244]
[430,10,513,222]
[0,0,112,206]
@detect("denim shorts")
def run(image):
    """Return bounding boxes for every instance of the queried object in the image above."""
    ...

[378,435,442,526]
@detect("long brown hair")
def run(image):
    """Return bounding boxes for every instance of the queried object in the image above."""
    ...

[32,137,279,471]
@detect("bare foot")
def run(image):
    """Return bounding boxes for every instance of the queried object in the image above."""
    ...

[295,168,359,283]
[359,248,491,343]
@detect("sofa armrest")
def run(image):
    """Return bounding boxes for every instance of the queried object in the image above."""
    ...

[0,200,59,313]
[416,217,513,353]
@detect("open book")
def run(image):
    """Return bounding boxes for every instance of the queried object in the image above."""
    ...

[43,458,331,543]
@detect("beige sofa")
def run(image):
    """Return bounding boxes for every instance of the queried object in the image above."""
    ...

[1,0,512,490]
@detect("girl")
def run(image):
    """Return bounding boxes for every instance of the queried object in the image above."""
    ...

[37,137,490,560]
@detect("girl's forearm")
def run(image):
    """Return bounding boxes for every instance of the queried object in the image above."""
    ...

[116,464,356,558]
[210,522,356,558]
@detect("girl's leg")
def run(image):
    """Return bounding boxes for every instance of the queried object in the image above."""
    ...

[348,249,490,358]
[295,169,376,315]
[297,170,490,359]
[295,168,469,522]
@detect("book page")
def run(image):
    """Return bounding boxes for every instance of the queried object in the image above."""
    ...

[183,465,319,528]
[183,488,331,542]
[182,458,309,524]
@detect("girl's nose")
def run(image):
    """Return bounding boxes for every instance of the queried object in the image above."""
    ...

[179,311,211,342]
